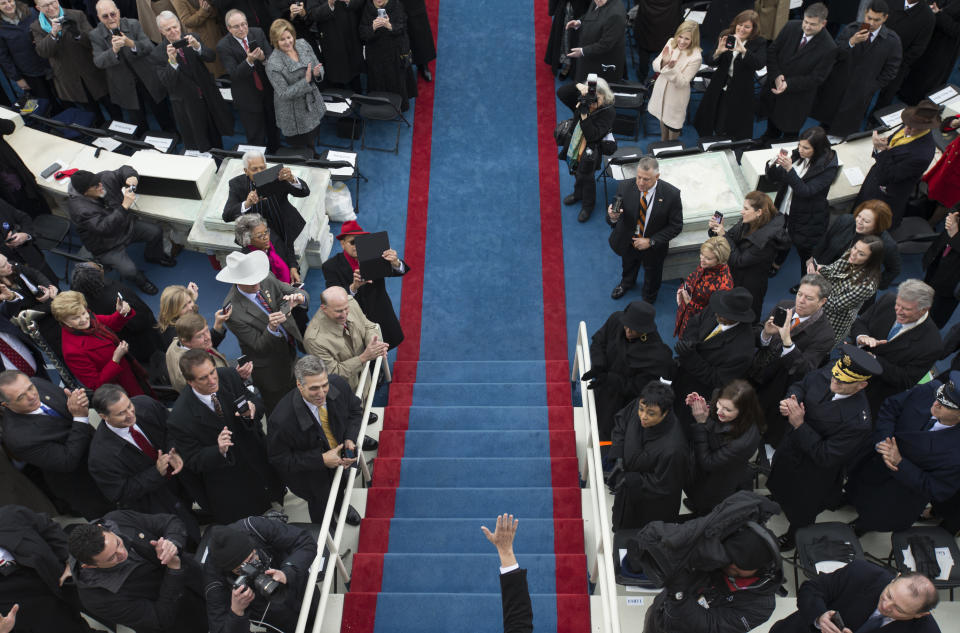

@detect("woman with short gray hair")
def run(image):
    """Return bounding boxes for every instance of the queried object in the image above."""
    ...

[234,212,299,284]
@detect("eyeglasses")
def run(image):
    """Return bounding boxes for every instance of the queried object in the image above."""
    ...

[251,231,269,240]
[100,10,118,17]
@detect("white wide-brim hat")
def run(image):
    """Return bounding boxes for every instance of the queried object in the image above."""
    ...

[215,250,270,285]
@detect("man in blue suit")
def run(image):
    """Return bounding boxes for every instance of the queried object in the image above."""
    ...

[846,373,960,534]
[770,560,940,633]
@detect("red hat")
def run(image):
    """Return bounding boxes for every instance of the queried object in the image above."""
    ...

[336,221,368,240]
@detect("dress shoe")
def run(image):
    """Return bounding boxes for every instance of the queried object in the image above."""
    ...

[146,254,177,267]
[136,278,159,295]
[419,66,432,82]
[563,193,580,206]
[611,284,629,300]
[777,533,796,552]
[577,207,593,222]
[362,435,378,451]
[341,505,361,526]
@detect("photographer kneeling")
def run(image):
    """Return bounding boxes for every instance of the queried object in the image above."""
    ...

[558,76,616,222]
[625,492,783,633]
[203,517,318,633]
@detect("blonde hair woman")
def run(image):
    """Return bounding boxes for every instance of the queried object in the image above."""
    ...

[648,20,702,141]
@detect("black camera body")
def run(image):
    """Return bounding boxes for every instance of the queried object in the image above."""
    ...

[172,37,190,49]
[232,559,281,599]
[577,72,599,116]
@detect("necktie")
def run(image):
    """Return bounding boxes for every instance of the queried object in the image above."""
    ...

[798,36,808,50]
[705,324,723,341]
[256,292,294,346]
[317,405,338,449]
[635,193,648,236]
[177,48,186,62]
[242,38,264,91]
[39,403,63,419]
[855,611,885,633]
[128,426,158,461]
[923,417,937,431]
[943,244,952,257]
[887,322,903,340]
[211,393,224,418]
[0,338,35,376]
[790,316,800,330]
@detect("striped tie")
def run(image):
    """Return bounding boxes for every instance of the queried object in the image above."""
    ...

[635,193,648,236]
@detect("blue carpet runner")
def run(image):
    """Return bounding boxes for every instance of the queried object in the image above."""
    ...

[343,361,590,633]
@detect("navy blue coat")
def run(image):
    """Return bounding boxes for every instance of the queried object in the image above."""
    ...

[0,5,50,80]
[847,381,960,532]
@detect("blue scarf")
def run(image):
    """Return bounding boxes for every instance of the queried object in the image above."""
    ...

[37,7,64,33]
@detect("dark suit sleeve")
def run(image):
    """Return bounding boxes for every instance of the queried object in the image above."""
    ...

[902,12,934,68]
[500,569,533,633]
[342,387,363,445]
[30,506,71,561]
[4,417,94,473]
[88,439,168,507]
[284,178,310,198]
[267,410,331,473]
[677,329,753,392]
[790,409,869,468]
[169,414,238,475]
[797,560,865,625]
[780,324,835,376]
[580,10,625,58]
[784,38,835,92]
[648,188,683,245]
[870,144,933,189]
[251,516,317,589]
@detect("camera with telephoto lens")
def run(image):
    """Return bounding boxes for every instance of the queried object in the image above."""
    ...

[232,559,281,598]
[577,73,599,116]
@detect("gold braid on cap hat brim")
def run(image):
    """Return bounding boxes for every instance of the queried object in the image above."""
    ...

[831,358,871,383]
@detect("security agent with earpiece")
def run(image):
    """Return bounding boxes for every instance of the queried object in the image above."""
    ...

[202,516,317,633]
[626,491,784,633]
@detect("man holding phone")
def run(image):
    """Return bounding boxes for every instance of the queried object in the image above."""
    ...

[769,560,940,633]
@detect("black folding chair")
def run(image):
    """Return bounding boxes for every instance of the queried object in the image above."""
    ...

[348,92,411,154]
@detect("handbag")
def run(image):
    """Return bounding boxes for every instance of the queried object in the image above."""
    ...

[554,117,575,149]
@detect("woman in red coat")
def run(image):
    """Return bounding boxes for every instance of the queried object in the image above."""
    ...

[50,291,153,397]
[674,236,735,337]
[924,115,960,211]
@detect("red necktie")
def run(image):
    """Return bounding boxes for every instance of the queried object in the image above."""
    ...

[129,426,158,461]
[0,338,35,376]
[242,38,264,91]
[798,36,808,50]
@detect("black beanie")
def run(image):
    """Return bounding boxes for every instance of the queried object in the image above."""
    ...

[207,527,254,573]
[722,527,774,571]
[70,170,100,195]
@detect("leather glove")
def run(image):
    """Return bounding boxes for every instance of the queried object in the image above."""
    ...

[674,339,694,356]
[606,458,625,494]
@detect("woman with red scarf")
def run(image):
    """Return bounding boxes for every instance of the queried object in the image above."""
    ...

[321,221,409,349]
[674,236,734,337]
[50,291,154,397]
[234,212,298,284]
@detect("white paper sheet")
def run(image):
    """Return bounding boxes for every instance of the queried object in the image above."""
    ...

[236,144,267,153]
[756,66,767,78]
[843,166,865,187]
[685,9,706,23]
[610,164,625,180]
[701,140,729,150]
[651,144,682,156]
[827,135,844,145]
[880,110,904,127]
[935,547,954,581]
[325,150,356,176]
[143,135,172,152]
[814,561,848,574]
[928,86,957,104]
[326,100,350,114]
[943,95,960,113]
[108,120,137,135]
[183,150,212,158]
[902,547,916,571]
[220,88,233,101]
[92,136,121,151]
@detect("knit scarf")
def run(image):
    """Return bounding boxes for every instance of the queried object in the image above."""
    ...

[37,7,64,33]
[343,251,360,272]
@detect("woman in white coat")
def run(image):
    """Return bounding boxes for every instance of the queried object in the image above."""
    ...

[648,20,702,141]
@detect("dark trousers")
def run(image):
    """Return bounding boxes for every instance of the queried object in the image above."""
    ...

[295,470,347,524]
[0,567,92,633]
[124,79,175,131]
[236,104,280,153]
[620,249,664,302]
[97,218,164,281]
[285,126,318,153]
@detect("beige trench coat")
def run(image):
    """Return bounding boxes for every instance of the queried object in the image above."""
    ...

[647,39,702,130]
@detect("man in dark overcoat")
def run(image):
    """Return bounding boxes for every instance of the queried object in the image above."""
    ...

[847,373,960,534]
[563,0,626,83]
[151,11,233,151]
[854,100,938,228]
[0,505,92,633]
[397,0,435,80]
[922,210,960,327]
[267,355,362,525]
[814,0,901,137]
[761,3,837,140]
[606,156,683,303]
[0,370,111,519]
[581,301,674,441]
[871,0,934,111]
[608,381,689,531]
[672,288,757,425]
[767,345,879,551]
[308,0,364,88]
[849,280,942,419]
[89,0,173,131]
[167,350,284,524]
[751,274,835,447]
[218,11,278,150]
[87,384,201,544]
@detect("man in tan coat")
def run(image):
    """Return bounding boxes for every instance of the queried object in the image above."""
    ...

[304,286,389,391]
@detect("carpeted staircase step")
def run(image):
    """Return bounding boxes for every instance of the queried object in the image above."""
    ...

[357,518,585,554]
[365,487,583,519]
[351,553,588,594]
[342,592,591,633]
[392,360,570,383]
[369,457,580,488]
[387,382,571,406]
[377,430,576,458]
[382,405,572,430]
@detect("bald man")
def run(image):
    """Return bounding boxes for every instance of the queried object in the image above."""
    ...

[89,0,174,130]
[303,286,389,391]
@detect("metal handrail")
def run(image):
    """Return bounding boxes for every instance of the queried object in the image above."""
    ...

[294,355,383,633]
[572,321,621,633]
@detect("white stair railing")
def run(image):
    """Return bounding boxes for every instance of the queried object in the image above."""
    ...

[572,321,621,633]
[294,355,382,633]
